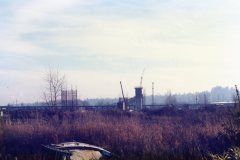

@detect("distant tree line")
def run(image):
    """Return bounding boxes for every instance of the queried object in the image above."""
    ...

[77,86,235,106]
[144,86,235,105]
[84,86,235,106]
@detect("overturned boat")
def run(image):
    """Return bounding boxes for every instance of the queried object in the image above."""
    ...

[43,142,116,160]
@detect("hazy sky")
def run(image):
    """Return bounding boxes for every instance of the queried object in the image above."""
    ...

[0,0,240,105]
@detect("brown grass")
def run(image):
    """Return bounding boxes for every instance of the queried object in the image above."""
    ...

[0,107,239,160]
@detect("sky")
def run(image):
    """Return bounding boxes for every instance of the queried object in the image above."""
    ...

[0,0,240,105]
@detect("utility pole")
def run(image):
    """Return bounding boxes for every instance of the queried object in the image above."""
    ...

[76,86,78,107]
[235,85,240,110]
[71,86,73,107]
[152,82,154,105]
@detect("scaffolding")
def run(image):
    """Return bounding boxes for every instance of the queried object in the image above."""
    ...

[61,89,78,107]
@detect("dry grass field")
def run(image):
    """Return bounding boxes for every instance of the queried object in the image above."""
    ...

[0,107,239,160]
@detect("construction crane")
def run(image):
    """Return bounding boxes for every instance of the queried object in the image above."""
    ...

[140,68,145,87]
[120,81,126,110]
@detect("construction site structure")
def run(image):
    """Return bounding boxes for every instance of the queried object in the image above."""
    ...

[133,69,146,110]
[135,87,144,110]
[61,89,78,107]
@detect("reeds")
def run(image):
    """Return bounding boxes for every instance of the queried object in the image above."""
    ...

[0,107,239,160]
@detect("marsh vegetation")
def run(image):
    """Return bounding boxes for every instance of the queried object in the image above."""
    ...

[0,107,239,160]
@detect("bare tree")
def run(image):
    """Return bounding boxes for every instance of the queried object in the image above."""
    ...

[43,68,66,107]
[203,93,210,106]
[197,92,210,106]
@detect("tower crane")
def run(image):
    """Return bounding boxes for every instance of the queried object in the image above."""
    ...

[140,68,145,87]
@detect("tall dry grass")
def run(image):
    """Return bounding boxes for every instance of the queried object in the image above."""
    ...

[0,107,239,160]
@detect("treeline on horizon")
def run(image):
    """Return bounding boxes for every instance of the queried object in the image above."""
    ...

[85,86,235,106]
[7,86,235,106]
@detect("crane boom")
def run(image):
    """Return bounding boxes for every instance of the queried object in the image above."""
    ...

[140,68,145,87]
[120,81,126,110]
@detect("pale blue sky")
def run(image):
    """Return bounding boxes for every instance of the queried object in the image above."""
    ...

[0,0,240,105]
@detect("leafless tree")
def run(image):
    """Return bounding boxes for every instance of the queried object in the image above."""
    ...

[197,92,210,106]
[43,68,66,107]
[232,94,238,107]
[203,93,210,106]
